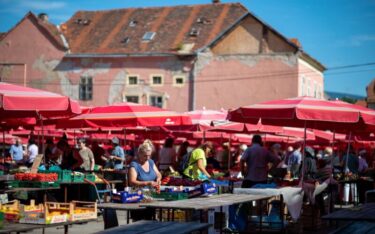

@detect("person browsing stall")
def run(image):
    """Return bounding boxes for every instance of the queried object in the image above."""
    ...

[129,142,162,187]
[240,135,280,188]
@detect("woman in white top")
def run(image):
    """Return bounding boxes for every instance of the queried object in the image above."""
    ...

[158,138,176,171]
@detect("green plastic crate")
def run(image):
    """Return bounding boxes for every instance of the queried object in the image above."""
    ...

[85,174,95,182]
[42,170,72,182]
[8,181,20,188]
[151,192,188,201]
[72,174,85,182]
[30,181,60,188]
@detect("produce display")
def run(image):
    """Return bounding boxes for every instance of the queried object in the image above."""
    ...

[161,176,202,186]
[15,173,58,182]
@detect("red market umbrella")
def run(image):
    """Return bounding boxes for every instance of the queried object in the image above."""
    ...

[228,96,375,183]
[57,102,192,129]
[208,121,283,134]
[0,82,81,119]
[228,96,374,132]
[185,108,227,126]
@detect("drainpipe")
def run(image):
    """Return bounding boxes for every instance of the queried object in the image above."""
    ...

[188,56,198,111]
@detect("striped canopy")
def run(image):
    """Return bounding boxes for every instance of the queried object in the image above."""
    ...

[0,82,81,119]
[228,96,375,132]
[57,102,192,129]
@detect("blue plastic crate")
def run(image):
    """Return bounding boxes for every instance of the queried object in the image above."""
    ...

[201,182,218,195]
[112,191,143,203]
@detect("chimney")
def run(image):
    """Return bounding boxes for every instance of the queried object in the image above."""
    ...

[212,0,220,3]
[38,13,49,22]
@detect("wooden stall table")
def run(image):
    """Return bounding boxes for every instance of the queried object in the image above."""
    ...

[142,193,273,233]
[94,220,211,234]
[1,187,60,202]
[322,203,375,222]
[0,219,97,234]
[97,202,146,229]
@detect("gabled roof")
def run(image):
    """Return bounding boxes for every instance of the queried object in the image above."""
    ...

[62,3,247,54]
[1,12,67,50]
[0,33,5,41]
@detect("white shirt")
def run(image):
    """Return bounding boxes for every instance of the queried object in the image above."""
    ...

[28,144,38,163]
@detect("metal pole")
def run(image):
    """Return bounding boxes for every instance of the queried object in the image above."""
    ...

[2,130,5,158]
[300,121,307,185]
[344,132,352,172]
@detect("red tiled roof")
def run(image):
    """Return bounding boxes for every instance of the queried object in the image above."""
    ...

[62,3,248,54]
[0,33,5,41]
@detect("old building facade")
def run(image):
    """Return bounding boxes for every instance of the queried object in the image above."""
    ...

[0,2,325,112]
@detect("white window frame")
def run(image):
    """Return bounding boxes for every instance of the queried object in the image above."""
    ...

[149,95,164,108]
[124,95,140,104]
[79,76,93,101]
[300,75,305,96]
[142,32,156,41]
[150,74,164,87]
[126,75,139,86]
[173,75,186,87]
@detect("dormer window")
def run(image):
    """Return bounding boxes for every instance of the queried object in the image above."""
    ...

[142,32,156,41]
[189,28,199,37]
[129,20,137,27]
[121,37,130,44]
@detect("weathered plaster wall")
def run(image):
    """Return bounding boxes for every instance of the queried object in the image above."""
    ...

[194,52,299,110]
[0,16,65,92]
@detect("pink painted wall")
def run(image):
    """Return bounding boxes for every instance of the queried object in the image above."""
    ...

[55,56,192,112]
[194,56,299,110]
[298,60,324,98]
[0,16,65,93]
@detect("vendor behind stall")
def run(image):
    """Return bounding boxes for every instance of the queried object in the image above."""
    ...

[129,142,161,221]
[129,142,161,187]
[109,137,125,170]
[183,141,213,180]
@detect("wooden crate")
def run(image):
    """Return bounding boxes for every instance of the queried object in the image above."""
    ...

[0,200,20,222]
[69,201,97,221]
[20,202,69,224]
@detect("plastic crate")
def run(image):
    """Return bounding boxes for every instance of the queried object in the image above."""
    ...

[8,180,20,188]
[201,182,218,195]
[40,170,72,182]
[112,191,143,203]
[152,192,188,201]
[85,174,95,182]
[30,181,60,188]
[72,174,85,183]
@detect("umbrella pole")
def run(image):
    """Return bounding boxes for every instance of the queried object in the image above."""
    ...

[2,129,5,158]
[344,132,352,172]
[228,135,231,170]
[330,131,336,170]
[300,121,307,185]
[123,128,127,148]
[41,118,45,158]
[203,130,206,143]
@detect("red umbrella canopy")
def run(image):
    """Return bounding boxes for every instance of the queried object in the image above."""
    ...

[57,102,192,129]
[185,108,227,126]
[0,82,81,119]
[208,120,283,134]
[228,96,373,132]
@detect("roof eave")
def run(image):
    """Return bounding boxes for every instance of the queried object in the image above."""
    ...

[299,51,326,72]
[64,52,196,58]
